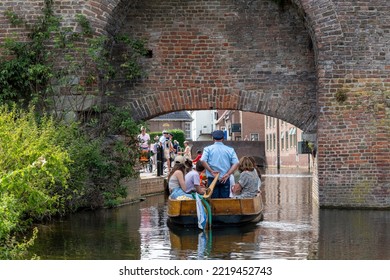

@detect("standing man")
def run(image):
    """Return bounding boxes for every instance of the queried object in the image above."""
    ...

[200,130,239,198]
[159,130,172,173]
[168,133,175,168]
[137,126,150,160]
[151,135,160,172]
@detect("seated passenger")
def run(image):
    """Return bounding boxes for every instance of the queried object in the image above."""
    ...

[192,150,202,164]
[185,160,206,195]
[248,156,262,191]
[231,156,260,198]
[168,156,193,199]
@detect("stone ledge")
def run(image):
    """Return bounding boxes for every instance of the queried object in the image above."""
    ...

[119,175,166,204]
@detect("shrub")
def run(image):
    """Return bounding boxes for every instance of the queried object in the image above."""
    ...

[0,106,70,259]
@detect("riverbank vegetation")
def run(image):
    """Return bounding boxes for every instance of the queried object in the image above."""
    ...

[0,1,147,259]
[0,106,140,259]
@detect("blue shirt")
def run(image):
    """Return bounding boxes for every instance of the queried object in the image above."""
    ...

[200,142,239,178]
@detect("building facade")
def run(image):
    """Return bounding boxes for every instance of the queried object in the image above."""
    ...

[265,116,310,169]
[214,110,265,141]
[190,110,216,140]
[147,111,193,139]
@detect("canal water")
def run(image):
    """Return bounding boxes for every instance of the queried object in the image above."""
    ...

[30,168,390,260]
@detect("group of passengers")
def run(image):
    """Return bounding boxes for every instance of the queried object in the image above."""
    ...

[168,156,207,200]
[168,130,262,200]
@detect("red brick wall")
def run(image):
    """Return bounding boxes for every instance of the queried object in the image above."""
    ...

[1,0,389,208]
[107,0,317,132]
[242,112,265,141]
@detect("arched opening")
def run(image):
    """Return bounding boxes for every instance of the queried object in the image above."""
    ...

[103,0,317,132]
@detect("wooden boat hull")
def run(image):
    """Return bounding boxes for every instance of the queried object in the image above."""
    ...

[167,193,264,227]
[168,223,261,254]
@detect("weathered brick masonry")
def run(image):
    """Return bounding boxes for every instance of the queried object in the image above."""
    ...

[1,0,389,208]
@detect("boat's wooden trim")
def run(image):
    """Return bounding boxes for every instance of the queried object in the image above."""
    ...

[167,193,263,218]
[202,174,219,199]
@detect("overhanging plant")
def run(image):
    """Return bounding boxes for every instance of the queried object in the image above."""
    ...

[0,0,149,116]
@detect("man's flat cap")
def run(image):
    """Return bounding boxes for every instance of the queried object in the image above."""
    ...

[212,130,224,140]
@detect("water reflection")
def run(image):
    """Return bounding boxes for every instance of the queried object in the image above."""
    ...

[29,168,389,260]
[168,223,262,260]
[318,209,390,260]
[133,169,318,260]
[32,203,143,259]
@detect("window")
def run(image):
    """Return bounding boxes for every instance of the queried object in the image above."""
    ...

[293,128,297,147]
[289,127,296,148]
[184,122,191,139]
[267,134,271,151]
[281,132,284,150]
[250,133,259,141]
[273,133,276,150]
[285,131,289,150]
[266,134,270,151]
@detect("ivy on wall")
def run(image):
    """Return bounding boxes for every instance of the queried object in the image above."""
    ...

[0,0,151,259]
[0,0,149,114]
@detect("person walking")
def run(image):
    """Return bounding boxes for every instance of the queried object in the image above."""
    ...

[151,135,160,172]
[168,133,175,168]
[200,130,239,198]
[178,140,191,159]
[137,126,150,170]
[159,130,171,173]
[137,126,150,154]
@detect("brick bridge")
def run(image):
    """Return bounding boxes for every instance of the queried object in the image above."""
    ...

[1,0,389,208]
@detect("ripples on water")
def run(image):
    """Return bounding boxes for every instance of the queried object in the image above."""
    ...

[30,169,390,260]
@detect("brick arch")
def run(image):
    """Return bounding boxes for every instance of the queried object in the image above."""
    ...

[291,0,344,53]
[97,0,390,210]
[83,0,142,36]
[2,0,388,208]
[91,0,343,133]
[96,0,320,133]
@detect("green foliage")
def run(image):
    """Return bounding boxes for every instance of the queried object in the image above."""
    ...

[53,106,140,209]
[0,227,39,260]
[3,10,24,26]
[75,14,93,36]
[0,106,70,259]
[168,129,186,147]
[0,3,59,107]
[0,105,142,258]
[149,132,160,142]
[98,106,141,177]
[148,129,186,147]
[0,106,70,223]
[0,1,147,259]
[107,106,140,136]
[335,89,348,103]
[115,35,149,81]
[0,1,149,111]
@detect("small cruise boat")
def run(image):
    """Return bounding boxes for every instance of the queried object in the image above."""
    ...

[167,175,264,228]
